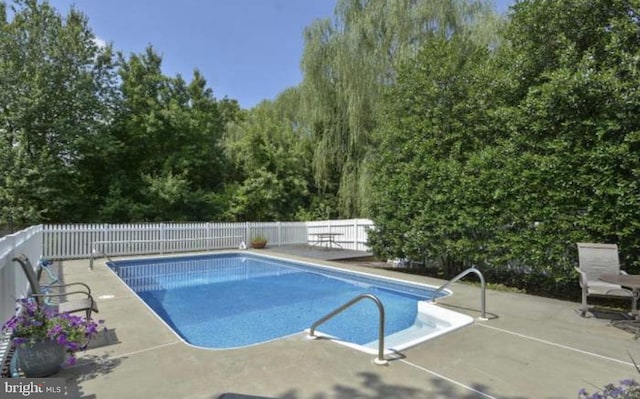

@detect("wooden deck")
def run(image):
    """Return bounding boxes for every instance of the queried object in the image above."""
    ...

[260,244,374,261]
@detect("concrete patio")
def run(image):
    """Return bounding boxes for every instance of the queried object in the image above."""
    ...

[49,249,638,399]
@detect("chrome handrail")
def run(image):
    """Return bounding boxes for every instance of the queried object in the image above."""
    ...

[89,247,113,270]
[432,267,487,320]
[308,293,388,365]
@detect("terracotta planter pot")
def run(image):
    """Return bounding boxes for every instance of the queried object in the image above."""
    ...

[251,240,267,249]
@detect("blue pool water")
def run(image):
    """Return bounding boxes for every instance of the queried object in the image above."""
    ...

[108,253,447,349]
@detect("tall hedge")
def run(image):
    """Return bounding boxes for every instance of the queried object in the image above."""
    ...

[369,0,640,290]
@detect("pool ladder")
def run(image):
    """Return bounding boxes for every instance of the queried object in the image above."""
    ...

[89,248,114,270]
[431,267,488,320]
[308,293,388,365]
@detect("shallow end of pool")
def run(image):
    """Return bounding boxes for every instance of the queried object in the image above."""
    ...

[308,302,474,356]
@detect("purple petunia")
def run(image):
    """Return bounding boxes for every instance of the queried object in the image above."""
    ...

[578,379,640,399]
[2,298,105,364]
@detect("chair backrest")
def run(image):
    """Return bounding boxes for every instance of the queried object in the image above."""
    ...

[577,242,621,281]
[13,254,43,301]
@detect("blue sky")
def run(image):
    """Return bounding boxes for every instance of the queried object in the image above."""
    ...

[48,0,515,109]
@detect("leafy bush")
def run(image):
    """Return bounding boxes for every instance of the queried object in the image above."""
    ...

[368,0,640,292]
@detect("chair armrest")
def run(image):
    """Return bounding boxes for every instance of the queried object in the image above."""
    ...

[45,282,92,294]
[32,290,94,300]
[574,266,587,288]
[32,292,97,315]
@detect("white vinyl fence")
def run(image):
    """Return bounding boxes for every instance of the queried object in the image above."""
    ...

[43,222,258,260]
[40,219,373,260]
[0,225,43,365]
[0,226,43,322]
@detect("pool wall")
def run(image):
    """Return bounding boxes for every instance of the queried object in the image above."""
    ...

[109,252,451,300]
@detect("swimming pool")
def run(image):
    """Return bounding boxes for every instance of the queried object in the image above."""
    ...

[108,252,473,353]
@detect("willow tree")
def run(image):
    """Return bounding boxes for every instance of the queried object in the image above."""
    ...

[300,0,499,217]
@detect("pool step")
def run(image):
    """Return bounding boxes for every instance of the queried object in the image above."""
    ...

[362,302,474,353]
[364,322,435,351]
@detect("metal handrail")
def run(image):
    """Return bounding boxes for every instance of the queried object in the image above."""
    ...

[432,267,487,320]
[89,248,113,270]
[308,293,388,365]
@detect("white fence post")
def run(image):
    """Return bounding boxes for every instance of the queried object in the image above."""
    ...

[206,222,211,250]
[160,223,165,254]
[354,219,359,250]
[277,221,281,246]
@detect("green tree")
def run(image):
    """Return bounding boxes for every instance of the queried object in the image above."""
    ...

[496,0,640,271]
[300,0,499,217]
[100,47,229,221]
[368,33,499,276]
[370,0,640,292]
[224,88,312,221]
[0,0,117,226]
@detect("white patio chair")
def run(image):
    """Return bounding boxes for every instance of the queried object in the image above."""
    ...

[576,242,633,317]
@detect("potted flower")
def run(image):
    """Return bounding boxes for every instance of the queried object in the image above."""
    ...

[250,235,268,249]
[2,298,104,377]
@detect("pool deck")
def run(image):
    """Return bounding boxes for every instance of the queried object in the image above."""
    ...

[51,249,637,399]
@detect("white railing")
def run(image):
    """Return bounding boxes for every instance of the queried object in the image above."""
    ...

[0,225,43,338]
[44,222,252,260]
[41,219,372,259]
